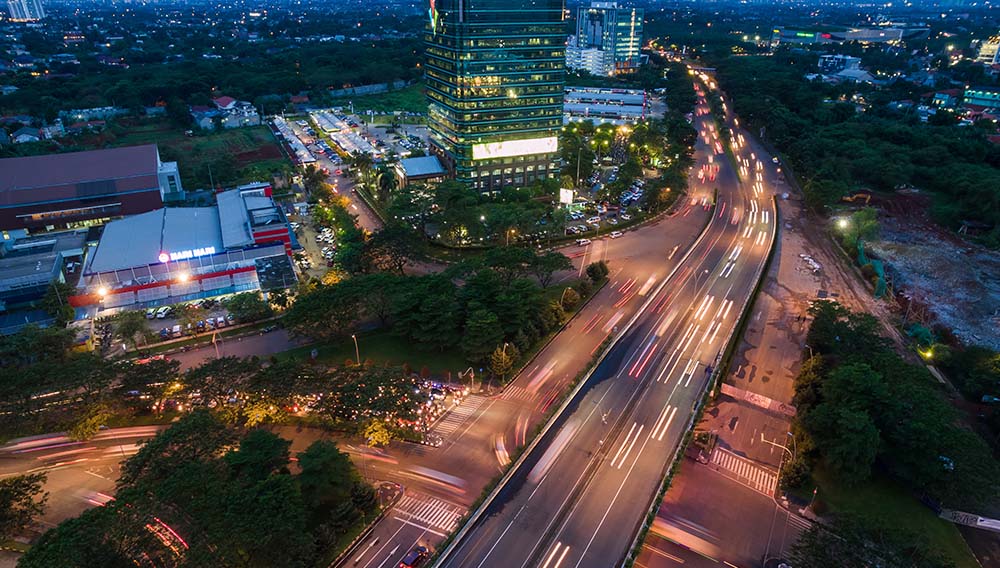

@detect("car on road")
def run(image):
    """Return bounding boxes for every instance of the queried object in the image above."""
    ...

[610,230,623,238]
[576,238,592,246]
[398,546,428,568]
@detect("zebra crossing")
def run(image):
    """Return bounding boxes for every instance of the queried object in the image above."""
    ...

[428,395,487,438]
[711,447,778,496]
[497,385,536,402]
[393,494,464,533]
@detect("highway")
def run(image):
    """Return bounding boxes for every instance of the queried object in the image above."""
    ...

[435,77,778,568]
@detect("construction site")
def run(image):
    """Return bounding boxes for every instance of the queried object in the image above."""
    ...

[864,190,1000,351]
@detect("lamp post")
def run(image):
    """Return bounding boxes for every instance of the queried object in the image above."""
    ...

[352,334,360,366]
[506,228,516,247]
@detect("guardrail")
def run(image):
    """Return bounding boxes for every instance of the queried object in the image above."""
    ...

[432,193,720,567]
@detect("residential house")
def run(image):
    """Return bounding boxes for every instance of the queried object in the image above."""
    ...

[11,126,39,143]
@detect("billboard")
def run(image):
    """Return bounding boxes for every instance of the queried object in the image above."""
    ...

[559,188,574,205]
[472,137,558,161]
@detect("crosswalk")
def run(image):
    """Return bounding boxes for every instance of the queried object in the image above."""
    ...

[394,494,464,533]
[428,395,487,438]
[711,447,778,496]
[497,385,536,402]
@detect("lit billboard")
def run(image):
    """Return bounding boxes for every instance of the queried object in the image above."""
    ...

[472,137,558,161]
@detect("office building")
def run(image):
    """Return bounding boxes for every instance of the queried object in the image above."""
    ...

[425,0,566,190]
[568,1,644,77]
[977,35,1000,66]
[6,0,44,21]
[0,145,182,233]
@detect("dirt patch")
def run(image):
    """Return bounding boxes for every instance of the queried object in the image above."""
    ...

[235,145,283,165]
[867,192,1000,350]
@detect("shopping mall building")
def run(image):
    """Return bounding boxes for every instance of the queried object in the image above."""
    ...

[71,183,297,313]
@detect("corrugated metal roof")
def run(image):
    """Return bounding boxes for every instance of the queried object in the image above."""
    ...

[216,189,253,249]
[0,145,161,207]
[87,207,223,274]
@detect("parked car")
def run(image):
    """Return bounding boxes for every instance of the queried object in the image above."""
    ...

[586,216,601,225]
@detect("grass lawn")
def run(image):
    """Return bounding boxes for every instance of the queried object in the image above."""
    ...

[277,330,469,375]
[78,120,290,189]
[333,84,427,114]
[813,467,979,568]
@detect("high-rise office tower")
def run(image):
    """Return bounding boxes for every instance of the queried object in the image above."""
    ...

[6,0,45,21]
[567,1,644,76]
[424,0,566,190]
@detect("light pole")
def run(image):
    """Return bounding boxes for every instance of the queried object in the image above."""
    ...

[352,334,360,366]
[760,432,795,461]
[506,228,516,247]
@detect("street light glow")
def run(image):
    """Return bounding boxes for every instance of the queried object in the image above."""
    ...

[837,218,850,230]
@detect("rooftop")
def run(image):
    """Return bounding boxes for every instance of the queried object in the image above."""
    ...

[399,156,446,178]
[86,207,223,274]
[0,145,161,207]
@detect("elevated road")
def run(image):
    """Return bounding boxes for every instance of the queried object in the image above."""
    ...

[436,78,778,568]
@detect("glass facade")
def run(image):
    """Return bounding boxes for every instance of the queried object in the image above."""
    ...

[574,2,644,75]
[425,0,566,190]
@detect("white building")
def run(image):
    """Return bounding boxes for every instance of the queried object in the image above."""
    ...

[6,0,44,21]
[977,35,1000,66]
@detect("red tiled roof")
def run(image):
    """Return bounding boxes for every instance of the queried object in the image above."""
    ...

[213,96,236,109]
[0,144,161,207]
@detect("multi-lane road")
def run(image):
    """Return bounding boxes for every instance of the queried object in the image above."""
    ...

[435,78,778,568]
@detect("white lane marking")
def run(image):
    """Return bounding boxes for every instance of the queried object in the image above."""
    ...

[654,406,678,441]
[612,424,644,469]
[611,422,637,467]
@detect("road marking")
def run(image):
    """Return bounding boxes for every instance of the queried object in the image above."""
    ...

[541,542,571,568]
[650,405,677,442]
[710,447,778,495]
[611,422,638,467]
[612,424,644,469]
[428,396,487,438]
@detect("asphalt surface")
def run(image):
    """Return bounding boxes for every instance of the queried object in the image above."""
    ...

[436,81,777,568]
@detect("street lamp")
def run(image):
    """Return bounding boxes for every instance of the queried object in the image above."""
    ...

[506,228,516,246]
[836,218,850,230]
[352,334,360,366]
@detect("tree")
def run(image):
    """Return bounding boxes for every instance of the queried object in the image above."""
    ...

[489,344,519,381]
[283,283,361,341]
[530,252,573,288]
[0,473,47,541]
[40,281,75,327]
[224,429,291,482]
[114,310,151,350]
[302,164,328,196]
[560,287,581,311]
[368,224,416,275]
[805,405,879,486]
[181,356,259,412]
[841,207,880,250]
[586,260,609,283]
[297,440,358,524]
[364,420,393,448]
[223,292,274,323]
[177,305,210,335]
[791,515,953,568]
[461,309,504,361]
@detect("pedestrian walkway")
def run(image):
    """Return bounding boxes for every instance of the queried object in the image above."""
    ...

[428,395,487,438]
[497,385,536,402]
[711,447,778,496]
[394,494,464,533]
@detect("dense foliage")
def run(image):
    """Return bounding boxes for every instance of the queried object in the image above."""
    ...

[19,413,375,567]
[785,301,1000,511]
[713,51,1000,245]
[285,248,577,364]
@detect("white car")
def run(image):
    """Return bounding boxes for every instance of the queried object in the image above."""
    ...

[587,216,601,225]
[576,238,592,246]
[621,213,632,221]
[610,231,623,239]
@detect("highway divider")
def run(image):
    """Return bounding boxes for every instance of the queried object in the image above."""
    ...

[620,193,780,568]
[432,194,720,567]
